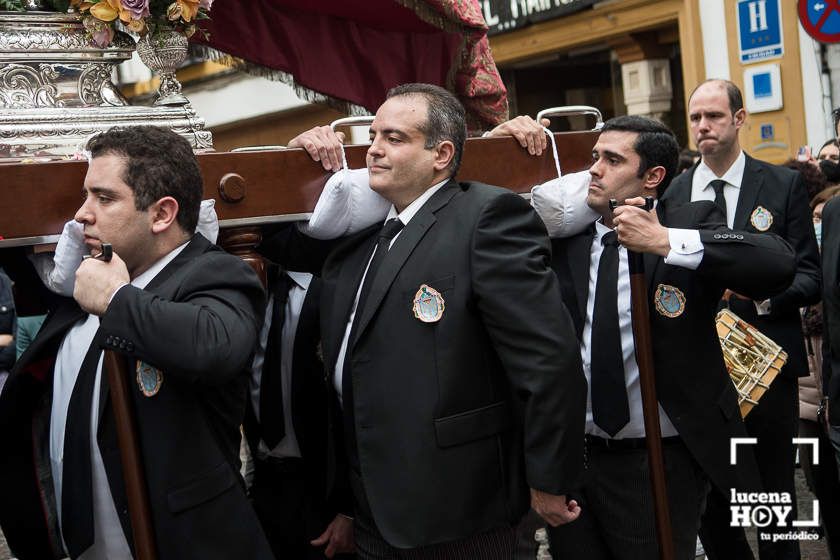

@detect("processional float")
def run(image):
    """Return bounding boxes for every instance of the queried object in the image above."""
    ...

[0,6,706,560]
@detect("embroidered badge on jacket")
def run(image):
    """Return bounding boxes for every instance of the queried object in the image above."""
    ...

[750,206,773,231]
[136,361,163,397]
[412,284,445,323]
[654,284,686,318]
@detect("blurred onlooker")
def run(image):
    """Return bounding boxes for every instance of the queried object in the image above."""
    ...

[813,186,840,248]
[784,158,828,200]
[677,147,700,175]
[798,186,840,556]
[818,139,839,163]
[0,270,14,394]
[819,140,840,186]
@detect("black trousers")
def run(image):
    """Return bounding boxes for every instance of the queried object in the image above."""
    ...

[250,456,353,560]
[699,375,800,560]
[547,437,707,560]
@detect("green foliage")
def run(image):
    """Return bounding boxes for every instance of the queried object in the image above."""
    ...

[0,0,27,10]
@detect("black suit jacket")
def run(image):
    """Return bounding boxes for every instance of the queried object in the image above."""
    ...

[821,197,840,424]
[0,235,273,560]
[261,180,587,549]
[551,201,795,494]
[661,155,820,378]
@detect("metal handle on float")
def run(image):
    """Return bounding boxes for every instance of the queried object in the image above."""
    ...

[231,145,286,153]
[330,116,375,131]
[536,106,604,131]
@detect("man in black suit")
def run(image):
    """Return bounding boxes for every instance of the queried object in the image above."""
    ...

[662,79,820,559]
[260,83,587,558]
[546,115,795,559]
[821,194,840,468]
[244,267,355,559]
[0,127,272,559]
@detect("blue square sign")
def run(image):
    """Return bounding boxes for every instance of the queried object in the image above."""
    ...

[737,0,783,64]
[753,73,772,98]
[760,124,774,140]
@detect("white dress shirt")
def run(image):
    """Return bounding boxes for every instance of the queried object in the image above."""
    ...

[50,241,187,559]
[333,179,448,403]
[689,152,769,314]
[582,221,704,439]
[249,271,312,459]
[690,151,746,229]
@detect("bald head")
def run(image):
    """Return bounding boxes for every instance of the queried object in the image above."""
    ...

[689,79,744,115]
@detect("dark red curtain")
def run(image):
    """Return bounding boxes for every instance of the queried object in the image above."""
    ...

[193,0,508,131]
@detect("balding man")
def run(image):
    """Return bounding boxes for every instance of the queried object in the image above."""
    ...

[662,79,819,560]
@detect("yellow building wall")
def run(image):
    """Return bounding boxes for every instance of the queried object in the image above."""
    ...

[722,0,807,163]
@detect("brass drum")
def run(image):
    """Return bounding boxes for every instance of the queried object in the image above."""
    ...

[716,309,788,418]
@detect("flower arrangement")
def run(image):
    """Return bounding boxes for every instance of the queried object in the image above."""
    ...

[0,0,211,47]
[73,0,212,47]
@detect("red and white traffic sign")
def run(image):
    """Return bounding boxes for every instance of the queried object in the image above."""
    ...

[799,0,840,43]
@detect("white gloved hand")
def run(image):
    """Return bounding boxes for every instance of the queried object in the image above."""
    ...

[29,219,86,297]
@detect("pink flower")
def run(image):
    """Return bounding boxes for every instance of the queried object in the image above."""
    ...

[83,15,115,47]
[91,25,114,47]
[120,0,150,21]
[199,0,212,9]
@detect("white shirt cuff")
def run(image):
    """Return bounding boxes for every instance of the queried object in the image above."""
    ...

[664,228,703,270]
[755,299,772,315]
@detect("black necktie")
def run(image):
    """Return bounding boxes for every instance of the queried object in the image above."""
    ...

[709,179,728,218]
[590,231,630,437]
[352,218,405,325]
[342,218,404,469]
[260,270,293,449]
[62,326,104,558]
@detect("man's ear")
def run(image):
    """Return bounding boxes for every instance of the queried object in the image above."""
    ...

[149,196,180,234]
[433,140,455,172]
[733,107,747,128]
[642,166,667,194]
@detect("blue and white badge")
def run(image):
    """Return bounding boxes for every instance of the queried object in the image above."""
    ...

[750,206,773,232]
[654,284,686,318]
[412,284,445,323]
[136,361,163,397]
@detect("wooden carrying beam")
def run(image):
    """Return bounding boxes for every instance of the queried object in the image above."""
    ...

[0,131,598,245]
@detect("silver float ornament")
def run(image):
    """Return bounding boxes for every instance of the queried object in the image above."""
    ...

[0,10,212,157]
[135,29,189,106]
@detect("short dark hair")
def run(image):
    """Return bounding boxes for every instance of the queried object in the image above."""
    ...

[86,127,202,233]
[386,83,467,176]
[600,115,680,196]
[690,79,744,114]
[820,138,838,153]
